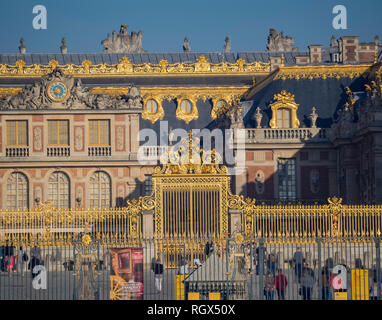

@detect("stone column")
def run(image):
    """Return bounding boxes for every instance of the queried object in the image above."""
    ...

[142,209,154,239]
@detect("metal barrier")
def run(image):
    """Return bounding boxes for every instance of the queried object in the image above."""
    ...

[0,236,381,300]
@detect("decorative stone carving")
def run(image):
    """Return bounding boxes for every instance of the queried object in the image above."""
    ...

[33,127,42,151]
[327,103,356,141]
[101,24,145,53]
[74,127,83,151]
[254,107,263,128]
[330,35,337,47]
[183,37,191,52]
[255,170,265,195]
[0,68,142,110]
[309,107,318,128]
[116,126,124,151]
[310,169,320,194]
[266,28,298,52]
[228,105,245,129]
[223,37,231,53]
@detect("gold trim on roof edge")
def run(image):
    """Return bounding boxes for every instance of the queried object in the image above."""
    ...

[275,64,372,80]
[0,56,270,77]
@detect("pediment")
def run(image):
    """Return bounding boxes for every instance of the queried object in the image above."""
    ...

[0,68,142,110]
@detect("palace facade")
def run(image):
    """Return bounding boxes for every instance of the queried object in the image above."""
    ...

[0,27,382,210]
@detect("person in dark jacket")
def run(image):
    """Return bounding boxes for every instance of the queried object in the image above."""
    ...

[154,257,164,293]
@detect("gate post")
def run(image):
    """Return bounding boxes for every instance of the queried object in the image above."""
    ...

[376,238,381,300]
[317,238,322,301]
[259,238,264,300]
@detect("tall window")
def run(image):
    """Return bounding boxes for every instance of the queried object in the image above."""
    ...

[7,172,29,209]
[181,100,192,113]
[144,175,152,196]
[277,109,291,128]
[48,120,69,145]
[89,120,110,146]
[89,171,111,208]
[48,172,70,208]
[278,158,297,201]
[6,120,28,146]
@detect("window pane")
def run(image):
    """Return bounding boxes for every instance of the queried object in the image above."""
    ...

[59,120,69,145]
[48,120,58,145]
[6,121,16,146]
[7,172,28,209]
[18,121,27,145]
[89,120,98,145]
[181,100,192,113]
[99,120,110,145]
[147,100,158,113]
[89,171,111,208]
[48,172,70,209]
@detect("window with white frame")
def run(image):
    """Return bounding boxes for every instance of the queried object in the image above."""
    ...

[89,171,111,208]
[48,172,70,209]
[277,158,297,201]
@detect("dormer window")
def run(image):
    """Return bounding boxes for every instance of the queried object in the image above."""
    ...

[269,90,300,129]
[277,108,291,128]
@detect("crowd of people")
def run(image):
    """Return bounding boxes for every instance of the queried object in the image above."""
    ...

[0,244,42,277]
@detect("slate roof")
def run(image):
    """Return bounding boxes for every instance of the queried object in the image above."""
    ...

[237,51,309,66]
[0,53,237,65]
[243,75,369,129]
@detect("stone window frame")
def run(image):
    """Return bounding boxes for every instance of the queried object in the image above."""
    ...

[48,171,70,209]
[6,172,29,209]
[89,171,112,209]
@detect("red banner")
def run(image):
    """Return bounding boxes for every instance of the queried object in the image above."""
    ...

[109,248,143,300]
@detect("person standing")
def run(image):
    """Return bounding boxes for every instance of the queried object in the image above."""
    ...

[293,247,304,283]
[18,247,26,276]
[264,271,276,300]
[300,267,315,300]
[5,243,14,277]
[321,266,333,300]
[154,257,164,293]
[30,246,41,278]
[275,269,288,300]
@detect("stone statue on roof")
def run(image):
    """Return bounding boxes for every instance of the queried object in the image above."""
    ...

[266,28,298,52]
[183,37,191,52]
[101,24,146,53]
[223,37,231,53]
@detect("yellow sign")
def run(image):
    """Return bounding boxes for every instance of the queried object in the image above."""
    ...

[209,292,221,300]
[175,275,187,300]
[334,292,348,300]
[188,292,200,300]
[351,269,369,300]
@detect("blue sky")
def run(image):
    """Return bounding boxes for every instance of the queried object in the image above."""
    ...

[0,0,381,53]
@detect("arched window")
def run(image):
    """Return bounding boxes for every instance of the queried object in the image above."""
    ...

[89,171,111,208]
[181,99,192,113]
[48,172,70,208]
[146,99,158,113]
[277,108,291,128]
[7,172,28,209]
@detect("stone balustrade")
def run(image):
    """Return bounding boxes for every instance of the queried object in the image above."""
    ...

[47,146,70,157]
[246,128,328,143]
[5,147,29,157]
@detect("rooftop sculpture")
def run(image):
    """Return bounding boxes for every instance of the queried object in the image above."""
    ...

[101,24,146,53]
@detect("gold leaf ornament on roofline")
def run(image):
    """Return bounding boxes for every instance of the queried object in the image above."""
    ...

[176,95,198,124]
[141,94,165,123]
[0,56,271,77]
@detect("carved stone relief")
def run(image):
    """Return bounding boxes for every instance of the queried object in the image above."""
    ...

[33,127,42,151]
[74,126,84,151]
[116,126,125,151]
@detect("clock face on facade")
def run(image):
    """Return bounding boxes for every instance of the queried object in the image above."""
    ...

[47,81,69,102]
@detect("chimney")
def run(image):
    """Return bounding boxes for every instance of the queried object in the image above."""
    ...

[308,45,322,63]
[338,36,360,63]
[19,38,26,54]
[269,55,283,71]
